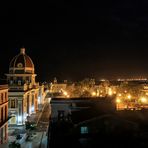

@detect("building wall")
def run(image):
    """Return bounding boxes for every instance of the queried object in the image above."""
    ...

[0,86,8,144]
[8,89,39,125]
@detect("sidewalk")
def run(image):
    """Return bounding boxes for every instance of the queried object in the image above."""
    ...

[40,132,48,148]
[28,110,42,124]
[21,132,46,148]
[1,143,9,148]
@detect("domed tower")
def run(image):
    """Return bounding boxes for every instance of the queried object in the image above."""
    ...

[6,48,36,86]
[9,48,34,74]
[6,48,39,126]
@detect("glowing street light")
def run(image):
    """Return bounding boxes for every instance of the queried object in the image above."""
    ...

[118,93,122,97]
[116,98,121,103]
[127,94,131,100]
[92,92,96,97]
[63,91,68,96]
[67,95,70,98]
[140,97,147,103]
[108,88,113,96]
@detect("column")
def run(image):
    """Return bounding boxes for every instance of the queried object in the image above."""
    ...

[31,93,35,113]
[0,128,1,144]
[27,94,29,115]
[34,92,38,112]
[1,127,3,144]
[0,107,1,124]
[23,97,27,123]
[5,124,8,142]
[18,99,23,125]
[27,93,32,115]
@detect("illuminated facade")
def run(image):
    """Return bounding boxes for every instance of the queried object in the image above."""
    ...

[0,85,8,144]
[50,78,67,93]
[6,48,39,125]
[38,84,47,111]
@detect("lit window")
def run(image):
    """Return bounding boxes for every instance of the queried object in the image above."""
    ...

[80,126,88,134]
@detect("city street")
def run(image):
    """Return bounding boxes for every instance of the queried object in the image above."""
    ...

[36,99,51,132]
[23,98,51,147]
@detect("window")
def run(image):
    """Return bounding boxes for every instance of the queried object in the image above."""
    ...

[1,107,3,122]
[10,80,13,85]
[5,92,7,101]
[17,63,23,68]
[1,93,3,103]
[18,80,21,86]
[26,80,29,84]
[5,106,7,119]
[8,100,10,108]
[80,127,88,134]
[11,99,15,108]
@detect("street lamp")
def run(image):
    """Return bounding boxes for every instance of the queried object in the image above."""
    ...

[63,91,68,96]
[116,98,121,103]
[118,93,122,97]
[108,88,113,96]
[92,92,96,97]
[127,94,131,100]
[140,97,147,103]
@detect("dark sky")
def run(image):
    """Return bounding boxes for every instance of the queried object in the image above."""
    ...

[1,1,148,82]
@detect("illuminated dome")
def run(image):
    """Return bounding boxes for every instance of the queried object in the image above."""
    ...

[9,48,35,74]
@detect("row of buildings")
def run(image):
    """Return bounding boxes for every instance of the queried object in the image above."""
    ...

[49,77,148,110]
[0,48,46,144]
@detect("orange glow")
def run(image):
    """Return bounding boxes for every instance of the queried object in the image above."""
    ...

[116,98,121,103]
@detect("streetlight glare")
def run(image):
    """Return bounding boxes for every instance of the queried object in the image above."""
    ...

[116,98,121,103]
[118,93,122,97]
[63,91,68,96]
[108,88,113,96]
[140,97,147,103]
[92,92,96,96]
[127,95,131,99]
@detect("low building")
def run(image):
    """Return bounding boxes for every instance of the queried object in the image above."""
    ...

[50,78,67,93]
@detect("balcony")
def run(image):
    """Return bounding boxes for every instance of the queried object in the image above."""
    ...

[9,84,28,91]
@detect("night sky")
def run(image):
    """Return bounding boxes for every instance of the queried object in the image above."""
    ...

[1,1,148,82]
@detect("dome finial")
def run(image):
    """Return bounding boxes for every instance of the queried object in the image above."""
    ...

[20,48,25,54]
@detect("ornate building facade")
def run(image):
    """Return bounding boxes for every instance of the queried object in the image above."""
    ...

[6,48,39,125]
[0,85,8,144]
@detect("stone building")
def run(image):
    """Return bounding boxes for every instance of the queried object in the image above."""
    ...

[6,48,39,125]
